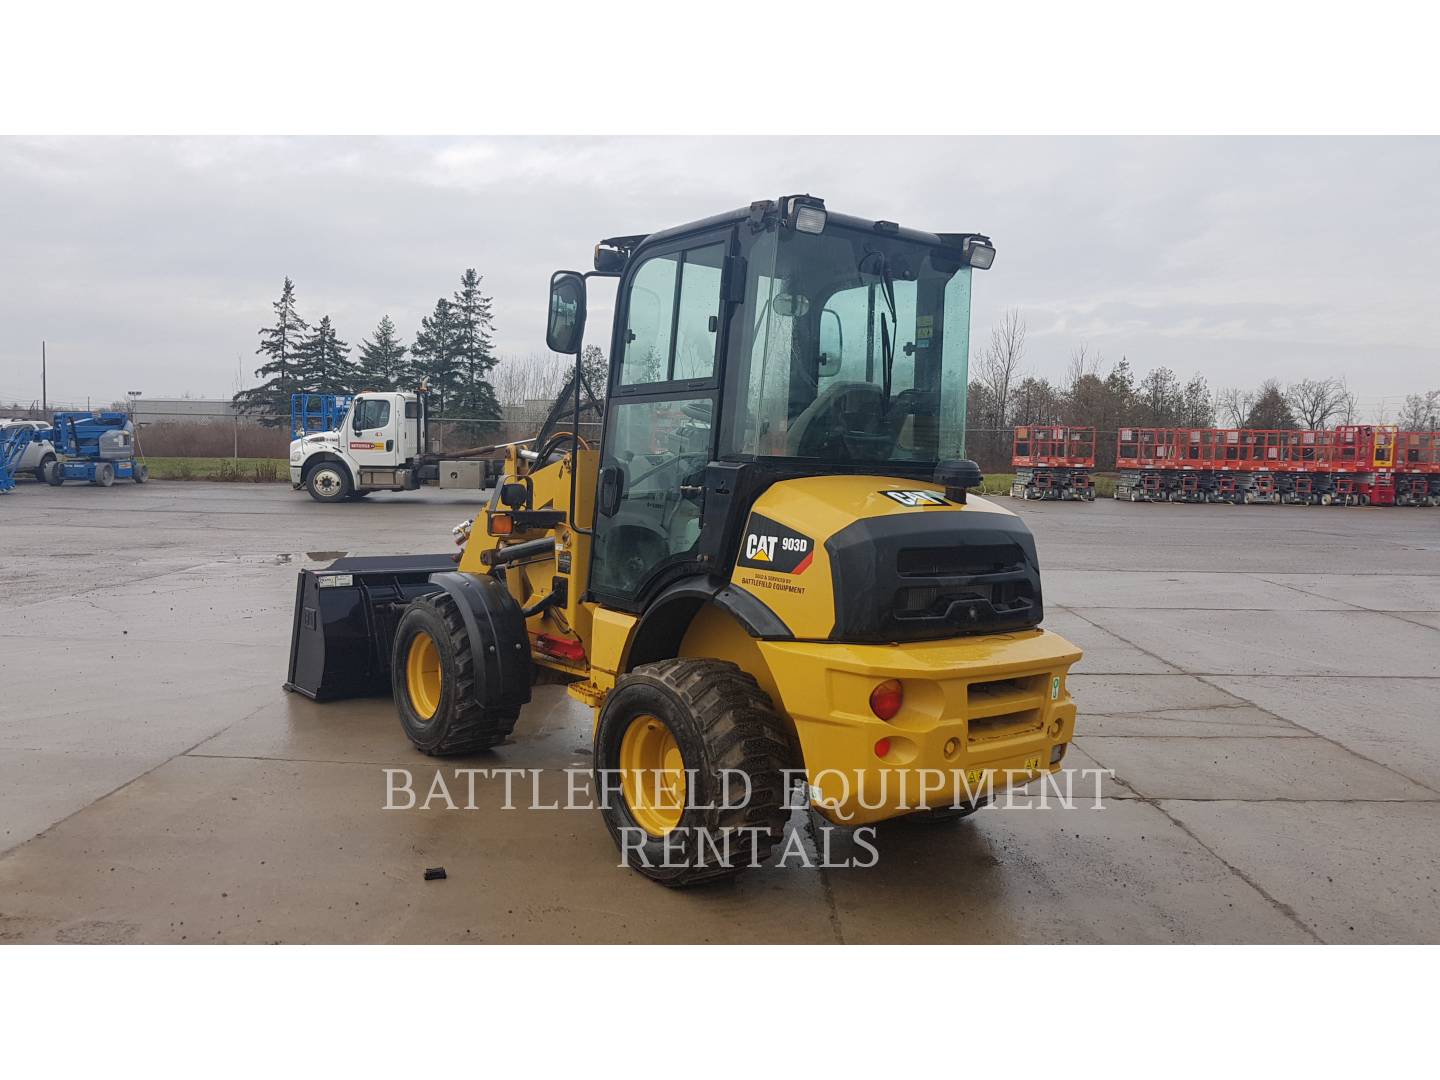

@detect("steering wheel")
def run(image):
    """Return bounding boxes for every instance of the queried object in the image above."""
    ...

[627,451,710,491]
[786,382,888,460]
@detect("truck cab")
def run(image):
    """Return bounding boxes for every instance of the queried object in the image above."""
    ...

[290,391,421,501]
[289,391,501,502]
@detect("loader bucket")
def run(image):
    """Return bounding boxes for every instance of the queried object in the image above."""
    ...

[284,553,457,701]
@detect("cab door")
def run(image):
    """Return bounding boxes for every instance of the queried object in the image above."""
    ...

[347,395,400,470]
[590,234,730,607]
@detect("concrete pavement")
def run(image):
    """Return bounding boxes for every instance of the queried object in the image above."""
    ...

[1,480,1436,942]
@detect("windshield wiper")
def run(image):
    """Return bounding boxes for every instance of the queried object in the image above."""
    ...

[877,260,898,409]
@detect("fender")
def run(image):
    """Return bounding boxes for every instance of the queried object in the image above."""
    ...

[427,571,532,712]
[300,450,356,484]
[627,574,792,669]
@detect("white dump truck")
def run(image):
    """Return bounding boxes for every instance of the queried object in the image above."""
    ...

[289,391,504,503]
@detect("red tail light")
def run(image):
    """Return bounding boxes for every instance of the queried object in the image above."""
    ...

[869,679,903,721]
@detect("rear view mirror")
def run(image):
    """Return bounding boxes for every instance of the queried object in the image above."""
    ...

[546,271,587,354]
[772,292,810,318]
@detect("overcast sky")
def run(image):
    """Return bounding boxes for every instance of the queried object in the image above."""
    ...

[2,136,1437,418]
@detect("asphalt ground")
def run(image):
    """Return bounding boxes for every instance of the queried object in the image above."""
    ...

[1,478,1437,943]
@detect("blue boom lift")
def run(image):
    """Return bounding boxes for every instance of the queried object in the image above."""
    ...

[47,411,149,487]
[0,425,38,493]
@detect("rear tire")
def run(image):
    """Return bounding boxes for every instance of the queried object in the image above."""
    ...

[34,453,55,483]
[133,463,149,484]
[48,462,64,486]
[96,463,114,487]
[595,658,793,887]
[306,463,351,503]
[392,593,519,755]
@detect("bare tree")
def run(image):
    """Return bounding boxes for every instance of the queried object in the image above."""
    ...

[976,307,1027,455]
[1286,377,1347,429]
[1217,386,1254,428]
[1397,390,1440,431]
[1064,343,1101,392]
[492,352,570,406]
[1336,379,1360,426]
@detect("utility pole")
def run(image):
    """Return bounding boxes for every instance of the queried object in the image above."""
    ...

[41,341,47,416]
[234,353,242,460]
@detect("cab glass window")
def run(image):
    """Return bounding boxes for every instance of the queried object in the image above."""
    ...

[618,242,724,386]
[355,399,390,430]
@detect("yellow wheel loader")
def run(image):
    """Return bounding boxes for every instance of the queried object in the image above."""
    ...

[285,194,1082,886]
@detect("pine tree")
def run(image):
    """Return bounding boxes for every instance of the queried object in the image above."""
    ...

[234,277,309,425]
[1242,379,1299,429]
[294,315,354,393]
[411,299,462,416]
[356,315,408,390]
[450,269,501,424]
[580,345,609,403]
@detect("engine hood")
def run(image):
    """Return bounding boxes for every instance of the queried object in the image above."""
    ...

[292,431,339,453]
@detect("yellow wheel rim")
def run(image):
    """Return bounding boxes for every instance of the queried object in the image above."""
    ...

[618,714,687,837]
[405,632,442,721]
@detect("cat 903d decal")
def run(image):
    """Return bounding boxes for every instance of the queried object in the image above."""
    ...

[736,513,814,574]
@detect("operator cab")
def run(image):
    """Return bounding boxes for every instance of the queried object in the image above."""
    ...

[546,194,995,611]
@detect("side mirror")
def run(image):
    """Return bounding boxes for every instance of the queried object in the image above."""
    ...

[546,271,587,354]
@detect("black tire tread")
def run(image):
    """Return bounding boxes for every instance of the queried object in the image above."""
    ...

[606,657,794,886]
[407,593,518,756]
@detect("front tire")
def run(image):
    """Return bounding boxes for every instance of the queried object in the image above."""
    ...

[306,462,351,503]
[391,593,519,755]
[35,453,55,483]
[595,659,793,887]
[96,463,115,487]
[133,463,149,484]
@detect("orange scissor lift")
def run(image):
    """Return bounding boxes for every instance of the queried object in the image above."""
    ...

[1116,424,1413,506]
[1394,430,1440,506]
[1010,425,1096,501]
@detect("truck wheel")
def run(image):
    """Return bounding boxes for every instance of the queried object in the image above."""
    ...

[35,453,55,483]
[306,463,351,503]
[392,593,519,755]
[96,463,115,487]
[133,463,149,484]
[594,658,793,887]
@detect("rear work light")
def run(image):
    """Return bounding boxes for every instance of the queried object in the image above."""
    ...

[785,194,827,234]
[793,205,826,234]
[963,236,996,269]
[869,679,904,721]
